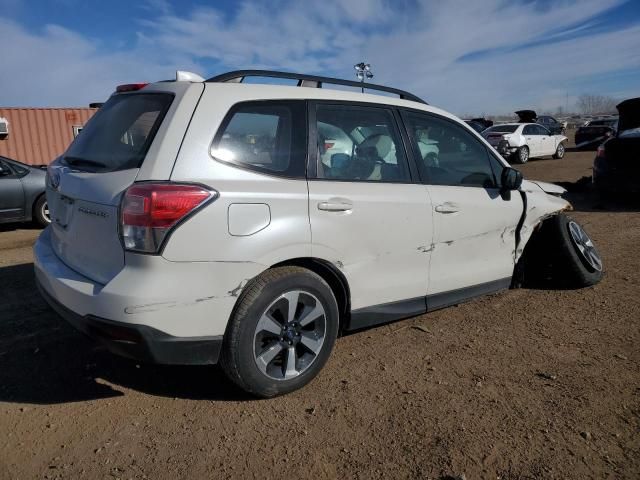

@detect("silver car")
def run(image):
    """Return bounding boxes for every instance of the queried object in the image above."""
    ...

[0,156,50,226]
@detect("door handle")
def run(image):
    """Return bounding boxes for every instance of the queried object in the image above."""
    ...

[318,201,353,212]
[435,203,460,214]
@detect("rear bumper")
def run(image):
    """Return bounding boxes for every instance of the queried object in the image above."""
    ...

[33,227,266,364]
[37,280,223,364]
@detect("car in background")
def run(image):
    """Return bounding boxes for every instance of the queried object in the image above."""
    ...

[464,120,486,134]
[482,123,567,164]
[593,98,640,194]
[0,156,50,226]
[575,117,618,149]
[515,110,565,135]
[537,115,566,135]
[470,117,493,130]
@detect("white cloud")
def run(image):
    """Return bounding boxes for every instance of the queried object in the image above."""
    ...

[0,0,638,114]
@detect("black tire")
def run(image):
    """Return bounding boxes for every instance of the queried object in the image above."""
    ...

[512,145,529,164]
[552,142,565,159]
[33,195,50,227]
[220,266,339,398]
[544,214,603,287]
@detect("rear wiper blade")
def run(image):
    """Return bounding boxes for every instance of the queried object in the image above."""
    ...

[64,156,107,168]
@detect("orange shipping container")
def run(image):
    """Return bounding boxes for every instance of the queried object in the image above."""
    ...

[0,108,97,166]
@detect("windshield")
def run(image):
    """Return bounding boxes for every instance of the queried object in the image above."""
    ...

[63,93,173,172]
[485,125,518,133]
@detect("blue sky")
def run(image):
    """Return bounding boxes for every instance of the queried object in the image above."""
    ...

[0,0,638,115]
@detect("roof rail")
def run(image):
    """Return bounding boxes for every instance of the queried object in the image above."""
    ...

[206,70,427,104]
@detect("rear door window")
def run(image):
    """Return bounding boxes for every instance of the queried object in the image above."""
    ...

[64,93,173,172]
[313,104,411,182]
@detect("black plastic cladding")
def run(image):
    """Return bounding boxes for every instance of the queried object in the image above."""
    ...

[206,70,428,105]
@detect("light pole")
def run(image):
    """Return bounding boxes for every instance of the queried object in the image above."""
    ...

[354,62,373,93]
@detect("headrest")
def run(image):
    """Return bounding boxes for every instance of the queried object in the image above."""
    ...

[358,134,392,159]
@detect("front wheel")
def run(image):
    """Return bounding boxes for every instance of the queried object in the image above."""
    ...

[220,266,339,398]
[552,142,565,159]
[548,214,603,287]
[33,195,51,227]
[512,145,529,164]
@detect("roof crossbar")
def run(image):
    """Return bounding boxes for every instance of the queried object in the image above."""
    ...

[206,70,427,104]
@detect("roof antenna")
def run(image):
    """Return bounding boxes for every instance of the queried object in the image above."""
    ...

[354,62,374,94]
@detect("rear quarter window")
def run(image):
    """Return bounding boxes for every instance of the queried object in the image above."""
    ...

[210,101,307,178]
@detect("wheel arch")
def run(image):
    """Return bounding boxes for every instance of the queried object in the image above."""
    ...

[512,189,573,287]
[270,257,351,333]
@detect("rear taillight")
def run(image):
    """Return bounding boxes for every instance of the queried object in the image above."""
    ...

[120,183,216,253]
[596,145,606,158]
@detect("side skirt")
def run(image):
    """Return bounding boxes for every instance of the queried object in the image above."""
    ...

[425,277,512,312]
[345,277,511,331]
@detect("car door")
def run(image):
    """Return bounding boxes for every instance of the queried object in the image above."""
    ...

[522,124,541,156]
[401,110,523,308]
[307,102,432,322]
[536,125,556,155]
[0,159,26,221]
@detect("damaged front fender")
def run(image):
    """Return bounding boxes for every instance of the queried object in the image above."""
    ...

[515,181,572,262]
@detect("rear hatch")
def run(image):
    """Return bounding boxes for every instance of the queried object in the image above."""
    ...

[603,98,640,172]
[617,97,640,135]
[515,110,537,123]
[47,90,176,284]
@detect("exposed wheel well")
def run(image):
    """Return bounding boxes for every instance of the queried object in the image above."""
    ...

[513,214,558,288]
[271,258,350,332]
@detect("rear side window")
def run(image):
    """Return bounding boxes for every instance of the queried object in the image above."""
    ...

[64,93,173,172]
[313,104,411,182]
[211,101,306,178]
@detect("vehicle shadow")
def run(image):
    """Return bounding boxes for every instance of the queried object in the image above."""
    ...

[0,263,251,405]
[552,176,640,213]
[565,146,597,153]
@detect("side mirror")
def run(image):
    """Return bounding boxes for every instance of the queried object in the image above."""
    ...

[501,167,523,191]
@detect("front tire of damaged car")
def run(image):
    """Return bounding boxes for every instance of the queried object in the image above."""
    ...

[220,266,339,398]
[512,145,529,164]
[522,214,603,288]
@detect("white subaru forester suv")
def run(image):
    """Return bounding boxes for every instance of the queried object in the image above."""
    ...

[35,70,603,397]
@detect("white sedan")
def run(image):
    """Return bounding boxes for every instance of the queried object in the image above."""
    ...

[482,123,568,164]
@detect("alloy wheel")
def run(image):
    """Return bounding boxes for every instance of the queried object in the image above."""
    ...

[568,221,602,272]
[42,202,51,223]
[253,290,326,380]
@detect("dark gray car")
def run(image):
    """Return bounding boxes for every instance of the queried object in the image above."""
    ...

[0,156,50,227]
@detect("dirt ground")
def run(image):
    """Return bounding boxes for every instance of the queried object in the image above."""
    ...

[0,146,639,479]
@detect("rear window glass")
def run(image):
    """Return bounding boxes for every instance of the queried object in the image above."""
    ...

[485,125,518,133]
[63,93,173,172]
